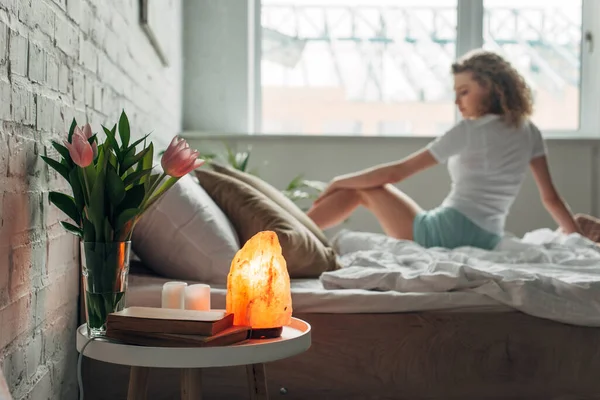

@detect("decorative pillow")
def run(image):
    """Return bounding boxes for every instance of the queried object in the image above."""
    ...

[210,162,331,246]
[132,172,240,284]
[195,169,341,278]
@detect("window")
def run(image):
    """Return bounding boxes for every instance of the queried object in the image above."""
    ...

[257,0,596,137]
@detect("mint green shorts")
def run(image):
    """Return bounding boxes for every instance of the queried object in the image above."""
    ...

[413,207,501,250]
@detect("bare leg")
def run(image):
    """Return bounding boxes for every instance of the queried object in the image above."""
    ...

[307,184,423,240]
[307,189,362,230]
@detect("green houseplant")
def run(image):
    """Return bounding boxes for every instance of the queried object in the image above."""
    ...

[42,111,204,336]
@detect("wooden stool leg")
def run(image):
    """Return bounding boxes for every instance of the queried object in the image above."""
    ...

[246,363,269,400]
[181,368,203,400]
[127,366,150,400]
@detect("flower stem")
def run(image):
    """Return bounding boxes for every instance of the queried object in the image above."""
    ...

[141,172,166,209]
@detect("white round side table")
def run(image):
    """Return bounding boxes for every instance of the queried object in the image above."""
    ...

[76,317,311,400]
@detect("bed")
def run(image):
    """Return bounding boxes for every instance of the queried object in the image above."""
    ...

[82,227,600,400]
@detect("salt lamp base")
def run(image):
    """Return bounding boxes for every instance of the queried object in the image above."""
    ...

[250,327,283,339]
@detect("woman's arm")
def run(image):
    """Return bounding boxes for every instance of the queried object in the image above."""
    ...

[530,155,581,234]
[315,149,438,201]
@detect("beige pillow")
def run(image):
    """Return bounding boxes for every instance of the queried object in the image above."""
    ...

[210,162,331,246]
[195,169,341,278]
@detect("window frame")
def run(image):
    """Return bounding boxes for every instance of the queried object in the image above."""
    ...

[252,0,598,138]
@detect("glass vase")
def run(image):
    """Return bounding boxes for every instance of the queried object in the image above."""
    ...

[81,241,131,337]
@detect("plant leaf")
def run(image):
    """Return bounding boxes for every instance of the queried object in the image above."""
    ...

[49,192,80,223]
[118,184,146,213]
[60,221,82,237]
[285,174,305,191]
[106,164,126,206]
[126,133,151,155]
[104,216,113,242]
[51,141,72,163]
[123,168,153,188]
[121,143,153,174]
[89,154,107,242]
[115,208,139,231]
[102,125,121,160]
[69,168,85,212]
[118,110,131,148]
[67,118,77,143]
[41,156,70,181]
[83,217,95,242]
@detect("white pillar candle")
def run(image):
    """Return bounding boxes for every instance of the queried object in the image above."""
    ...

[161,281,188,309]
[184,284,211,311]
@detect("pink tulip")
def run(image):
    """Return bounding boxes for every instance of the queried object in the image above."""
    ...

[161,136,205,177]
[81,123,98,159]
[64,126,94,167]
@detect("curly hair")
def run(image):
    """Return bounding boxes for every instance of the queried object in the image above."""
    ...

[451,50,533,128]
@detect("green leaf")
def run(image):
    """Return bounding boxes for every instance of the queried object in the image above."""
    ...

[51,141,72,163]
[102,125,121,160]
[145,172,161,193]
[125,133,151,155]
[41,156,70,181]
[118,184,146,212]
[106,164,126,206]
[103,217,113,242]
[115,208,139,231]
[123,168,154,188]
[49,192,80,223]
[87,134,97,148]
[67,118,77,143]
[118,110,131,148]
[60,221,83,237]
[83,217,95,242]
[285,174,305,191]
[69,168,85,212]
[89,154,107,242]
[121,144,153,174]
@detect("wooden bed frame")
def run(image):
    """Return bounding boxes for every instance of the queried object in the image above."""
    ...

[82,309,600,399]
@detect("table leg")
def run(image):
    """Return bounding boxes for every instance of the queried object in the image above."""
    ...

[246,363,268,400]
[127,366,150,400]
[181,368,203,400]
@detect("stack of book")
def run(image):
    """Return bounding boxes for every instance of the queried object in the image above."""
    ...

[104,307,251,347]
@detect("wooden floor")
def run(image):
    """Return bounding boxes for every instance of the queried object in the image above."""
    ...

[82,311,600,400]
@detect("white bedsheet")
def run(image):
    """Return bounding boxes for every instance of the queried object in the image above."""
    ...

[321,229,600,326]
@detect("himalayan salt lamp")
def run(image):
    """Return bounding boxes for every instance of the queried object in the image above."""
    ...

[226,231,293,339]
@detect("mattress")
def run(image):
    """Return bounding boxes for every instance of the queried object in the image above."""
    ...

[127,269,511,314]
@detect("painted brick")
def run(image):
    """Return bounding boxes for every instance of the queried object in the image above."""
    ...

[0,247,9,308]
[9,30,28,77]
[0,79,11,120]
[79,38,97,72]
[93,82,102,111]
[0,21,7,78]
[0,293,34,349]
[72,69,84,101]
[57,62,69,94]
[54,14,78,58]
[25,331,42,380]
[36,95,55,132]
[0,0,182,398]
[30,0,55,40]
[27,41,45,83]
[46,55,59,90]
[66,0,80,22]
[84,74,93,105]
[11,83,36,126]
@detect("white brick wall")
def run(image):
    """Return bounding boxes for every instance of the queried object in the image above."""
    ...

[0,0,182,398]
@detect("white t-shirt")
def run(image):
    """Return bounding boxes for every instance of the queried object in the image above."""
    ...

[426,114,546,235]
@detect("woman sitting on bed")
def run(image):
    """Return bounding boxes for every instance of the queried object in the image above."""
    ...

[307,49,581,250]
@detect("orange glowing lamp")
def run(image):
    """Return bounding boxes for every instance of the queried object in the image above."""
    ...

[226,231,293,339]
